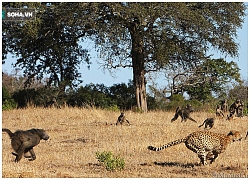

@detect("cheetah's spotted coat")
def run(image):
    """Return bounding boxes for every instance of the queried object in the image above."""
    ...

[148,130,242,165]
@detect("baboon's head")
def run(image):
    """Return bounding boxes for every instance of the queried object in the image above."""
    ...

[35,129,50,140]
[221,99,227,104]
[186,104,194,112]
[227,130,242,142]
[236,99,241,104]
[52,97,57,103]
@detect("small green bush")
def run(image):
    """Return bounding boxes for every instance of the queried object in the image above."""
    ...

[96,151,125,171]
[105,104,120,112]
[2,99,16,110]
[2,87,16,110]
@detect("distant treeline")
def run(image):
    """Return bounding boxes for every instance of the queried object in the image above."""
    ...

[2,81,248,115]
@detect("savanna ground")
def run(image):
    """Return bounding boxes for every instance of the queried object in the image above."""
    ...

[2,107,248,178]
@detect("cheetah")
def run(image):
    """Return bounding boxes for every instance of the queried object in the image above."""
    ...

[148,130,242,165]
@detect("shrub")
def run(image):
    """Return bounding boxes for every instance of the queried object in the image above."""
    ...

[2,87,16,110]
[96,151,125,171]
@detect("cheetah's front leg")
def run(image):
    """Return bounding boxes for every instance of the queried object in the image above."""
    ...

[197,150,208,165]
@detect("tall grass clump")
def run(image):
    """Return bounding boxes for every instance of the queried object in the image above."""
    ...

[96,151,125,171]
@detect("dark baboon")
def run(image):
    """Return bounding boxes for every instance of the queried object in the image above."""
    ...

[2,128,49,162]
[198,118,215,130]
[216,105,224,118]
[227,99,243,120]
[171,104,197,123]
[220,99,228,113]
[116,112,130,126]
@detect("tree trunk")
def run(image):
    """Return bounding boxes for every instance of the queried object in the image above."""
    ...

[130,26,147,113]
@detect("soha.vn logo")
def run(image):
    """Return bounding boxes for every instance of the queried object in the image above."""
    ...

[3,8,35,21]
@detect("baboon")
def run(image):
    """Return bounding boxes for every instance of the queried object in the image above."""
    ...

[236,101,244,117]
[227,99,243,120]
[171,104,197,123]
[198,118,215,130]
[220,99,228,113]
[116,112,130,126]
[216,105,224,118]
[2,128,49,162]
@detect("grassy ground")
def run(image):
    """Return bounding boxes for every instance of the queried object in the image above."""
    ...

[2,107,248,178]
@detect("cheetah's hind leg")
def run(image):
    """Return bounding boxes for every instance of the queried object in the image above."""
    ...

[206,151,218,164]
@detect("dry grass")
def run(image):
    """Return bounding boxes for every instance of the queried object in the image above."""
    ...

[2,107,248,178]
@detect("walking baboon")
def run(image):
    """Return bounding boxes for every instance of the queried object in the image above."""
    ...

[2,128,49,162]
[216,105,224,118]
[227,99,243,120]
[198,118,215,130]
[220,99,228,113]
[171,104,197,123]
[116,112,130,126]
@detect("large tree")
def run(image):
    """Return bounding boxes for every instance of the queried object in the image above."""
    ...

[3,2,246,112]
[167,58,242,101]
[2,2,92,97]
[84,2,246,112]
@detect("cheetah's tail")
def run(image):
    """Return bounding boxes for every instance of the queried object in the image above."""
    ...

[148,137,186,151]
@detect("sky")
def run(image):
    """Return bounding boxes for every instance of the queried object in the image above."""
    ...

[2,3,248,89]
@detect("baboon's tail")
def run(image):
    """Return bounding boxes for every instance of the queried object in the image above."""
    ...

[175,106,180,113]
[148,137,186,151]
[198,120,205,127]
[2,128,14,138]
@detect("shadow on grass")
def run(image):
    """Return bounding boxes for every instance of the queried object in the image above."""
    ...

[153,161,199,168]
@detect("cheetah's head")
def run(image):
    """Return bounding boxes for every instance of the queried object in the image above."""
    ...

[227,130,242,142]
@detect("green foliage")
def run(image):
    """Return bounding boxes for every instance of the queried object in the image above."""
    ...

[166,94,185,110]
[181,58,242,102]
[105,105,120,112]
[96,151,125,171]
[66,82,136,110]
[2,87,16,110]
[3,2,246,112]
[3,2,91,90]
[108,81,136,110]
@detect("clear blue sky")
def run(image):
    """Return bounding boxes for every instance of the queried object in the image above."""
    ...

[2,6,248,88]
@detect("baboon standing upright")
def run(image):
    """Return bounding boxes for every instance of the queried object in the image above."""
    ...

[198,118,215,130]
[236,101,244,117]
[171,104,197,123]
[2,128,49,162]
[220,99,228,113]
[216,105,224,118]
[227,99,243,120]
[116,112,130,126]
